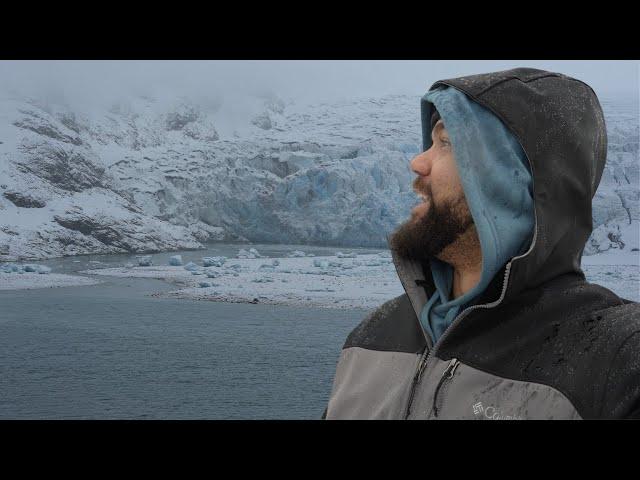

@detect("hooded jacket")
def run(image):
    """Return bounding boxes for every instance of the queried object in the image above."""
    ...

[322,67,640,420]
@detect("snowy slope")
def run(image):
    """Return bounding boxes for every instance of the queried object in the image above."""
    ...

[0,92,637,261]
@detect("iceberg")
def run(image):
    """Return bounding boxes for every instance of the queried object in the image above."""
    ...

[169,255,183,266]
[237,248,257,259]
[252,277,275,283]
[184,261,200,271]
[202,256,226,267]
[137,256,153,267]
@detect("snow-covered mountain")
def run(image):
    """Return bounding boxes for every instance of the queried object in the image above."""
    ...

[0,91,637,261]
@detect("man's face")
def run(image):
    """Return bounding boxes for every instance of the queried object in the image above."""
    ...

[389,119,475,262]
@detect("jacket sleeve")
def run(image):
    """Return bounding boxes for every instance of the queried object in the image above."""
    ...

[601,330,640,418]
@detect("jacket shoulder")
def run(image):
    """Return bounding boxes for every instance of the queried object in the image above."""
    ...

[343,294,426,354]
[441,277,640,418]
[591,301,640,418]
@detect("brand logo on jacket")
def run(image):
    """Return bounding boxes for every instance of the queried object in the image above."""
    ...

[472,402,523,420]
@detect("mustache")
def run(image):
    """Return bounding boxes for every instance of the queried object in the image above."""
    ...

[413,176,432,199]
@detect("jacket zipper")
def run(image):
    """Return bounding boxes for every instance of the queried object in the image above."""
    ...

[431,358,460,418]
[404,347,430,419]
[403,260,514,419]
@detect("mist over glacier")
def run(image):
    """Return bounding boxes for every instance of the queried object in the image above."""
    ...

[0,61,637,261]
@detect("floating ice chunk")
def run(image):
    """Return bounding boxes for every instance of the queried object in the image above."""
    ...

[237,248,257,259]
[336,251,357,258]
[248,248,262,257]
[259,264,276,271]
[125,263,134,268]
[191,270,204,275]
[205,269,221,278]
[202,256,226,267]
[362,259,385,267]
[272,259,280,266]
[37,265,51,274]
[313,259,330,268]
[184,261,199,271]
[288,250,307,257]
[252,277,274,283]
[23,264,39,272]
[198,281,212,288]
[226,263,242,271]
[137,256,153,267]
[169,255,183,266]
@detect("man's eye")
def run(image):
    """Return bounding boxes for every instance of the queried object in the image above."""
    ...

[440,137,451,146]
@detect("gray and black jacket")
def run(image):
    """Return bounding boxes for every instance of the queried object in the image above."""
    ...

[323,68,640,420]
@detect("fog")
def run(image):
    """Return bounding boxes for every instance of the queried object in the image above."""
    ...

[0,60,637,111]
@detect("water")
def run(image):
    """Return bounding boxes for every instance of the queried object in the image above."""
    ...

[2,242,638,418]
[0,274,369,419]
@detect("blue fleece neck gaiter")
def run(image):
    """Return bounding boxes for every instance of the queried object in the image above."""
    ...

[419,86,535,345]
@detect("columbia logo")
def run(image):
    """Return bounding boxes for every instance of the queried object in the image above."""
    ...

[472,401,523,420]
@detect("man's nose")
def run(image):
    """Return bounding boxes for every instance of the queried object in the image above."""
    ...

[410,148,432,177]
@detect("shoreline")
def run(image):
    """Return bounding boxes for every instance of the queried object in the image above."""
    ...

[1,247,637,306]
[0,272,102,291]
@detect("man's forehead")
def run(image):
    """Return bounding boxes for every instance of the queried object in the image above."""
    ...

[432,119,446,134]
[430,108,441,131]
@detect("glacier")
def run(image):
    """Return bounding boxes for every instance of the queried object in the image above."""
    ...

[0,91,637,262]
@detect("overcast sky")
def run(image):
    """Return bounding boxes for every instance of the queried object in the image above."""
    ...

[0,60,637,108]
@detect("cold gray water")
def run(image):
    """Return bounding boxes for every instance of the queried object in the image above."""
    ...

[0,244,376,419]
[2,242,638,419]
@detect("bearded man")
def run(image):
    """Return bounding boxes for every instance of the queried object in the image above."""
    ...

[322,68,640,420]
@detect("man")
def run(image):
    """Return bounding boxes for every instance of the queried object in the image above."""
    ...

[322,67,640,420]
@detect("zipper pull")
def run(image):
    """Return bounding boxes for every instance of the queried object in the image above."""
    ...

[405,349,430,419]
[416,352,429,382]
[432,358,460,418]
[442,358,460,379]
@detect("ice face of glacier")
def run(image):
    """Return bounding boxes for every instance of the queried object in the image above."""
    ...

[0,91,637,261]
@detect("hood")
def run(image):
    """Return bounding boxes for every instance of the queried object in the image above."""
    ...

[388,67,608,344]
[416,86,535,343]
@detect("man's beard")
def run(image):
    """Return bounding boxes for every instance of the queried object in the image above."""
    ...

[389,181,475,263]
